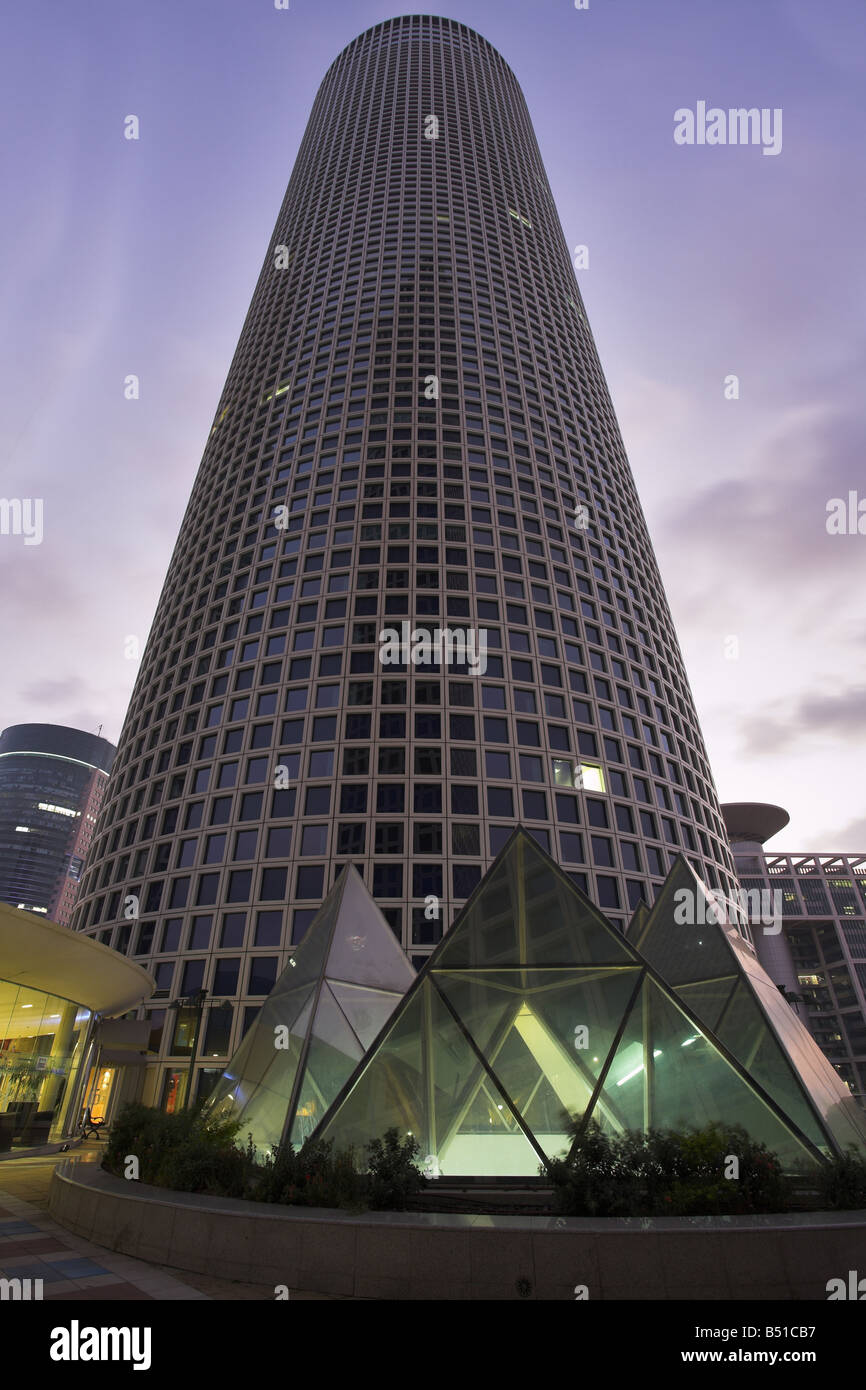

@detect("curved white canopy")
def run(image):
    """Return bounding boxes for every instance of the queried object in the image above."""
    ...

[0,901,154,1015]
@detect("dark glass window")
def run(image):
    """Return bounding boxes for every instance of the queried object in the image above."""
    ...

[227,869,252,902]
[212,958,240,996]
[296,864,324,898]
[248,957,278,995]
[220,913,246,948]
[487,786,514,816]
[255,910,283,946]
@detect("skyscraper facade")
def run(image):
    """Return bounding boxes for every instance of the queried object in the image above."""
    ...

[0,724,115,926]
[71,15,739,1106]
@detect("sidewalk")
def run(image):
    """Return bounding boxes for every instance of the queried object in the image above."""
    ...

[0,1146,341,1300]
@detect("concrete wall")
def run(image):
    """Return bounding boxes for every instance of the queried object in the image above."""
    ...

[49,1161,866,1300]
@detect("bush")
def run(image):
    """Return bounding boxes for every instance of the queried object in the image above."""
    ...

[254,1136,366,1210]
[102,1102,256,1198]
[365,1129,425,1210]
[546,1119,788,1216]
[253,1128,425,1210]
[104,1105,428,1212]
[814,1148,866,1211]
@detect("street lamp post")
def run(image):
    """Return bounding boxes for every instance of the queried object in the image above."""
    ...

[167,989,207,1110]
[167,991,233,1110]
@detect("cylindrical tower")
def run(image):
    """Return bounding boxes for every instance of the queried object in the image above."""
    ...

[0,723,115,924]
[72,15,738,1105]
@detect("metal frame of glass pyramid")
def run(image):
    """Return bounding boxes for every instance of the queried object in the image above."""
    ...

[203,862,415,1155]
[629,856,866,1160]
[312,829,866,1178]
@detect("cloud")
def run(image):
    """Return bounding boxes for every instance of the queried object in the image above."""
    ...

[811,812,866,854]
[19,675,93,706]
[798,687,866,736]
[735,686,866,757]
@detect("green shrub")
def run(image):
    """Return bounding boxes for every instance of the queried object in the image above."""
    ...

[365,1129,425,1210]
[102,1102,256,1197]
[254,1136,366,1210]
[253,1128,425,1210]
[546,1118,788,1216]
[814,1148,866,1211]
[103,1106,429,1211]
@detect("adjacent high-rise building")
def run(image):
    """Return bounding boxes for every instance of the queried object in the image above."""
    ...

[71,15,740,1108]
[0,724,115,925]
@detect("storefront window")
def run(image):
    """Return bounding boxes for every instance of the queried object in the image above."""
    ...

[0,979,91,1150]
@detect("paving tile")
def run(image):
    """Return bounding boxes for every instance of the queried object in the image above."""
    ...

[0,1258,69,1282]
[43,1257,111,1277]
[74,1274,138,1288]
[44,1285,156,1301]
[0,1239,56,1255]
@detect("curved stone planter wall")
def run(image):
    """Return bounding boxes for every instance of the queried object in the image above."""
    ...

[49,1160,866,1301]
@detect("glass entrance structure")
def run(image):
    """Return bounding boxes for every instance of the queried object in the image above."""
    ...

[630,861,866,1157]
[204,863,414,1153]
[314,831,866,1176]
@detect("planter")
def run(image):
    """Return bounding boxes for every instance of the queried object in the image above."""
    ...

[48,1159,866,1300]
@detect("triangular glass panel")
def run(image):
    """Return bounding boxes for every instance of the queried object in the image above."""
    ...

[203,863,414,1155]
[708,978,828,1152]
[631,858,735,985]
[324,866,417,992]
[328,981,405,1050]
[585,978,820,1170]
[289,984,365,1143]
[434,829,638,969]
[674,976,738,1033]
[433,967,642,1120]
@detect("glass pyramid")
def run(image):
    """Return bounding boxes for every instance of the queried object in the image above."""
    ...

[203,863,415,1155]
[630,857,866,1159]
[314,830,850,1177]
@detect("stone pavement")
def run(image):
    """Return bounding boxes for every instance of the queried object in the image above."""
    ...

[0,1146,342,1300]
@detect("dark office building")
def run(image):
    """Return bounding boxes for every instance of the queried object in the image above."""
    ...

[0,723,115,925]
[71,15,740,1107]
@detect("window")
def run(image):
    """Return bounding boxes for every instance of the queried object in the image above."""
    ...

[338,824,365,854]
[301,825,328,855]
[227,869,252,902]
[266,826,292,857]
[212,958,240,996]
[220,913,246,948]
[260,866,288,898]
[296,864,324,898]
[487,786,514,816]
[377,784,405,813]
[233,829,258,860]
[372,864,403,897]
[248,957,278,995]
[254,910,282,946]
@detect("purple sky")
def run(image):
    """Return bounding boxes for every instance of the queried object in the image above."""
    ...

[2,0,864,851]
